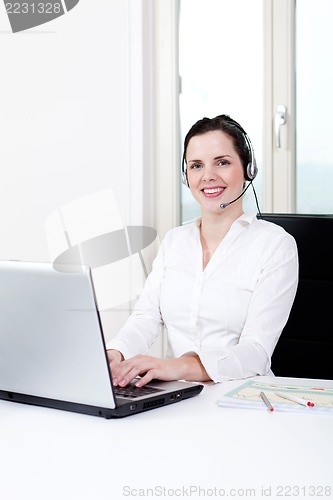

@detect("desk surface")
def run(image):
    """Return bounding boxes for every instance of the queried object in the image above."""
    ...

[1,376,332,500]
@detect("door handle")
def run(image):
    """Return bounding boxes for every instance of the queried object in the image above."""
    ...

[274,105,287,148]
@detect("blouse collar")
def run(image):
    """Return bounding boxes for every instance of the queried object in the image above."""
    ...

[194,211,258,229]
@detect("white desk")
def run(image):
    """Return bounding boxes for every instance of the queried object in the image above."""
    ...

[1,376,332,500]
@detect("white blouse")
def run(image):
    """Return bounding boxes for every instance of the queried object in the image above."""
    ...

[107,212,299,382]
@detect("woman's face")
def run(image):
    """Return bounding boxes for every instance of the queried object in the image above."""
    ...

[185,130,245,215]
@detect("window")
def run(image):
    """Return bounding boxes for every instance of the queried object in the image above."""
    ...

[295,0,333,213]
[179,0,264,223]
[178,0,333,219]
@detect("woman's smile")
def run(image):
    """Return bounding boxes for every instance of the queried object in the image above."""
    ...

[201,186,225,198]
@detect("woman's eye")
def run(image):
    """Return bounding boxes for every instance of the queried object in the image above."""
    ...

[218,160,229,167]
[190,163,202,169]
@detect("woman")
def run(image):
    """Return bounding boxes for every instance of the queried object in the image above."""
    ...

[107,114,298,387]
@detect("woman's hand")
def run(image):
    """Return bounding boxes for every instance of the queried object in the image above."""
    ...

[111,353,210,387]
[107,349,124,372]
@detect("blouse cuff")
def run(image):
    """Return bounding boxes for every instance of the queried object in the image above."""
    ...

[193,342,271,383]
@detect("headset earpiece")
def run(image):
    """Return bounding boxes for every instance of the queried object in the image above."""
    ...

[246,162,258,181]
[243,131,258,181]
[181,153,189,187]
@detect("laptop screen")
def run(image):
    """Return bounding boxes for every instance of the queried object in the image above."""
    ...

[0,261,116,408]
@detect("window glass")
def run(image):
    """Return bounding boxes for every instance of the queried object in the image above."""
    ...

[296,0,333,214]
[179,0,264,223]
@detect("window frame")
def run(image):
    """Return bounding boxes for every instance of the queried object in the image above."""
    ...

[264,0,296,213]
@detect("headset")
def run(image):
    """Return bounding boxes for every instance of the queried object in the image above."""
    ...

[181,116,258,188]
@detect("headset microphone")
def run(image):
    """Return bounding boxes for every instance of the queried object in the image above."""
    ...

[220,181,252,209]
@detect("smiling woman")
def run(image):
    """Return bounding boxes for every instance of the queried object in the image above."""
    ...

[186,132,245,213]
[185,128,246,267]
[106,114,299,388]
[181,115,258,268]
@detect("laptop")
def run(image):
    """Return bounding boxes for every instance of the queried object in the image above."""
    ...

[0,261,203,418]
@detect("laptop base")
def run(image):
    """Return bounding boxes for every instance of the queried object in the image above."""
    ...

[0,383,203,419]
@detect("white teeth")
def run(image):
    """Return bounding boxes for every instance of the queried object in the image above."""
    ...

[203,188,222,194]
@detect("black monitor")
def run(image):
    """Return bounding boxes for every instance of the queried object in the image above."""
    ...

[257,213,333,380]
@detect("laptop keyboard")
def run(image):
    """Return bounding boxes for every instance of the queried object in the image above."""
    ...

[114,384,160,399]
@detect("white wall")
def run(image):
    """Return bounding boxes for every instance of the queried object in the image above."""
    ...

[0,0,154,263]
[0,0,165,350]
